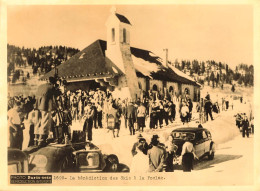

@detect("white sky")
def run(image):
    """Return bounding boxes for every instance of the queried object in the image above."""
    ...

[7,4,253,69]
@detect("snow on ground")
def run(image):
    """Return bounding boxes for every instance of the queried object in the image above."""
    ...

[20,85,254,186]
[69,96,250,168]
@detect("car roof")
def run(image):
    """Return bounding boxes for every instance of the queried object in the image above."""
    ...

[172,127,209,133]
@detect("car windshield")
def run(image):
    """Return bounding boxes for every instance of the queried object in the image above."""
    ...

[172,132,195,140]
[78,152,100,168]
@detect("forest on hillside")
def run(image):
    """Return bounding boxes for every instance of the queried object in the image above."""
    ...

[170,59,254,88]
[7,44,254,88]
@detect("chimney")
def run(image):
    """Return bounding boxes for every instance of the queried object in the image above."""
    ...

[163,48,168,67]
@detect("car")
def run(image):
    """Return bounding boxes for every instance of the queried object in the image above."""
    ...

[8,148,29,173]
[171,127,216,165]
[8,131,129,173]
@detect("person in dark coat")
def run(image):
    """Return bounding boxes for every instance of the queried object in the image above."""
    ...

[147,135,165,172]
[126,101,137,135]
[131,134,149,156]
[96,101,103,128]
[204,97,214,121]
[163,100,170,126]
[168,101,176,122]
[92,102,98,129]
[150,101,159,129]
[158,101,164,128]
[241,115,250,138]
[35,76,59,146]
[187,98,193,122]
[83,102,95,141]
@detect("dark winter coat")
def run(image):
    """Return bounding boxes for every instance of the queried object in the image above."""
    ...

[35,83,57,112]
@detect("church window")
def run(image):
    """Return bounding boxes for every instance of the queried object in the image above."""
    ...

[112,28,115,42]
[138,82,142,90]
[123,28,126,43]
[169,86,174,93]
[185,88,190,95]
[152,84,158,91]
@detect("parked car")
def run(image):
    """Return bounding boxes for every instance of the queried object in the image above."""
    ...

[171,127,216,165]
[8,148,29,173]
[9,140,129,173]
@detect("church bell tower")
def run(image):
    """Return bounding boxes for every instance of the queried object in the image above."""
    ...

[105,7,140,100]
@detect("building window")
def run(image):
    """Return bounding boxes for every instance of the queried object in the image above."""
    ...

[184,88,190,95]
[138,82,142,90]
[152,84,158,91]
[123,28,126,43]
[111,28,115,42]
[169,86,174,93]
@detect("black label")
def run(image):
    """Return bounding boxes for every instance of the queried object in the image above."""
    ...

[10,175,52,184]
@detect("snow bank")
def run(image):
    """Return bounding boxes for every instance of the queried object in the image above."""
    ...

[202,111,240,145]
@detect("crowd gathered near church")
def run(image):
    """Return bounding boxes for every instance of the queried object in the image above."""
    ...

[8,76,235,150]
[8,76,247,172]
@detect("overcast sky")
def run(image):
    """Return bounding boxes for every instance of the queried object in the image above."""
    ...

[7,5,253,69]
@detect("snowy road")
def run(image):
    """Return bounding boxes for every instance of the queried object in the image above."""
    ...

[19,97,255,187]
[67,100,255,186]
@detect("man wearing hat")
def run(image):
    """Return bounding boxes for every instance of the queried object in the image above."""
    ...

[241,114,250,138]
[147,134,165,172]
[131,134,149,156]
[126,101,137,135]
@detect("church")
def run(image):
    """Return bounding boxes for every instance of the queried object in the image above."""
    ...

[42,7,200,101]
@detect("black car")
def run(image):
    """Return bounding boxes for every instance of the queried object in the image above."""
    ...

[9,141,129,173]
[171,127,216,165]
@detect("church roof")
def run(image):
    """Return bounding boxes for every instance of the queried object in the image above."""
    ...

[40,40,123,82]
[41,40,200,87]
[115,13,131,25]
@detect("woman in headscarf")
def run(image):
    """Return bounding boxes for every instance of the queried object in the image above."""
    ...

[181,134,198,172]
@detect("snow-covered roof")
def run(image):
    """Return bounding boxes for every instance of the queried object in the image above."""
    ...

[41,40,200,86]
[168,64,196,82]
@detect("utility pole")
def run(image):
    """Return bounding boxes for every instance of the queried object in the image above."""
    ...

[163,48,168,67]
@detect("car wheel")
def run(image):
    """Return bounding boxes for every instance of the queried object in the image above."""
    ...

[208,151,214,160]
[105,154,119,172]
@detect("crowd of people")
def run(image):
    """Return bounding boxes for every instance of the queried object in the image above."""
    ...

[8,76,252,167]
[130,133,199,172]
[7,77,224,150]
[8,77,199,149]
[7,75,255,174]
